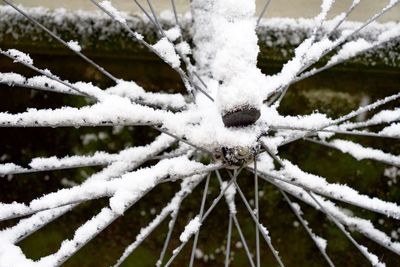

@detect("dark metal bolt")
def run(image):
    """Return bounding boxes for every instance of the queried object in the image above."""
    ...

[222,107,261,128]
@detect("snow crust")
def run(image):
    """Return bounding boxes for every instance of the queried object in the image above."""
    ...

[66,40,81,52]
[179,216,201,242]
[98,1,126,23]
[221,181,237,214]
[152,38,181,68]
[330,139,400,166]
[278,160,400,219]
[4,49,33,65]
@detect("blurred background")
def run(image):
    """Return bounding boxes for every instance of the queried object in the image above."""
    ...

[11,0,400,21]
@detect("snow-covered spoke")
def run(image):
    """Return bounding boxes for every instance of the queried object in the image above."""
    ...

[0,159,218,266]
[114,174,206,267]
[0,157,218,221]
[342,108,400,130]
[163,168,243,267]
[215,170,256,267]
[233,177,285,267]
[0,72,187,110]
[268,0,400,103]
[271,91,400,148]
[295,26,400,83]
[0,152,115,176]
[0,96,171,128]
[279,189,335,267]
[300,0,400,73]
[0,49,103,100]
[3,0,118,83]
[305,138,400,167]
[270,125,399,140]
[188,174,210,267]
[156,203,180,267]
[0,134,176,245]
[89,0,213,102]
[326,0,362,38]
[254,167,400,257]
[270,160,400,219]
[307,192,386,267]
[254,159,261,267]
[0,72,83,96]
[106,81,188,111]
[0,206,72,244]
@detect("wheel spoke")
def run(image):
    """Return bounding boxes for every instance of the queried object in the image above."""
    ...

[232,215,256,267]
[0,49,100,100]
[0,158,217,221]
[305,138,400,167]
[270,0,400,103]
[294,32,400,85]
[0,73,83,96]
[3,0,118,83]
[170,0,183,33]
[153,126,213,155]
[270,125,400,140]
[224,214,233,267]
[90,0,214,102]
[215,170,256,267]
[276,91,400,147]
[279,189,335,267]
[232,173,285,267]
[114,175,205,267]
[145,0,164,37]
[163,168,243,267]
[253,166,400,256]
[256,0,272,26]
[156,207,180,267]
[326,0,362,38]
[188,173,210,267]
[299,0,400,75]
[254,158,261,267]
[307,191,385,267]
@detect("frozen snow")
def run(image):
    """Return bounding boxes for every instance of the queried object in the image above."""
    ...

[98,1,126,24]
[330,139,400,166]
[179,216,201,242]
[66,40,82,52]
[152,38,181,68]
[4,49,33,65]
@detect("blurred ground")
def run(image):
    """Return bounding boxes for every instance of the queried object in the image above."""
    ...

[9,0,400,22]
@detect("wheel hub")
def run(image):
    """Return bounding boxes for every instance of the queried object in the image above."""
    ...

[214,145,260,168]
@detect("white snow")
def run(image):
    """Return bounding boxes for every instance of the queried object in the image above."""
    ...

[98,1,126,24]
[152,38,181,68]
[165,27,181,42]
[380,123,400,137]
[278,160,400,219]
[179,216,201,242]
[328,38,372,64]
[221,181,237,214]
[0,163,27,176]
[330,139,400,166]
[66,40,82,52]
[4,49,33,65]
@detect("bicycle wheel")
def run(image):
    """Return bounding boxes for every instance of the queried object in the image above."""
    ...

[0,0,399,266]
